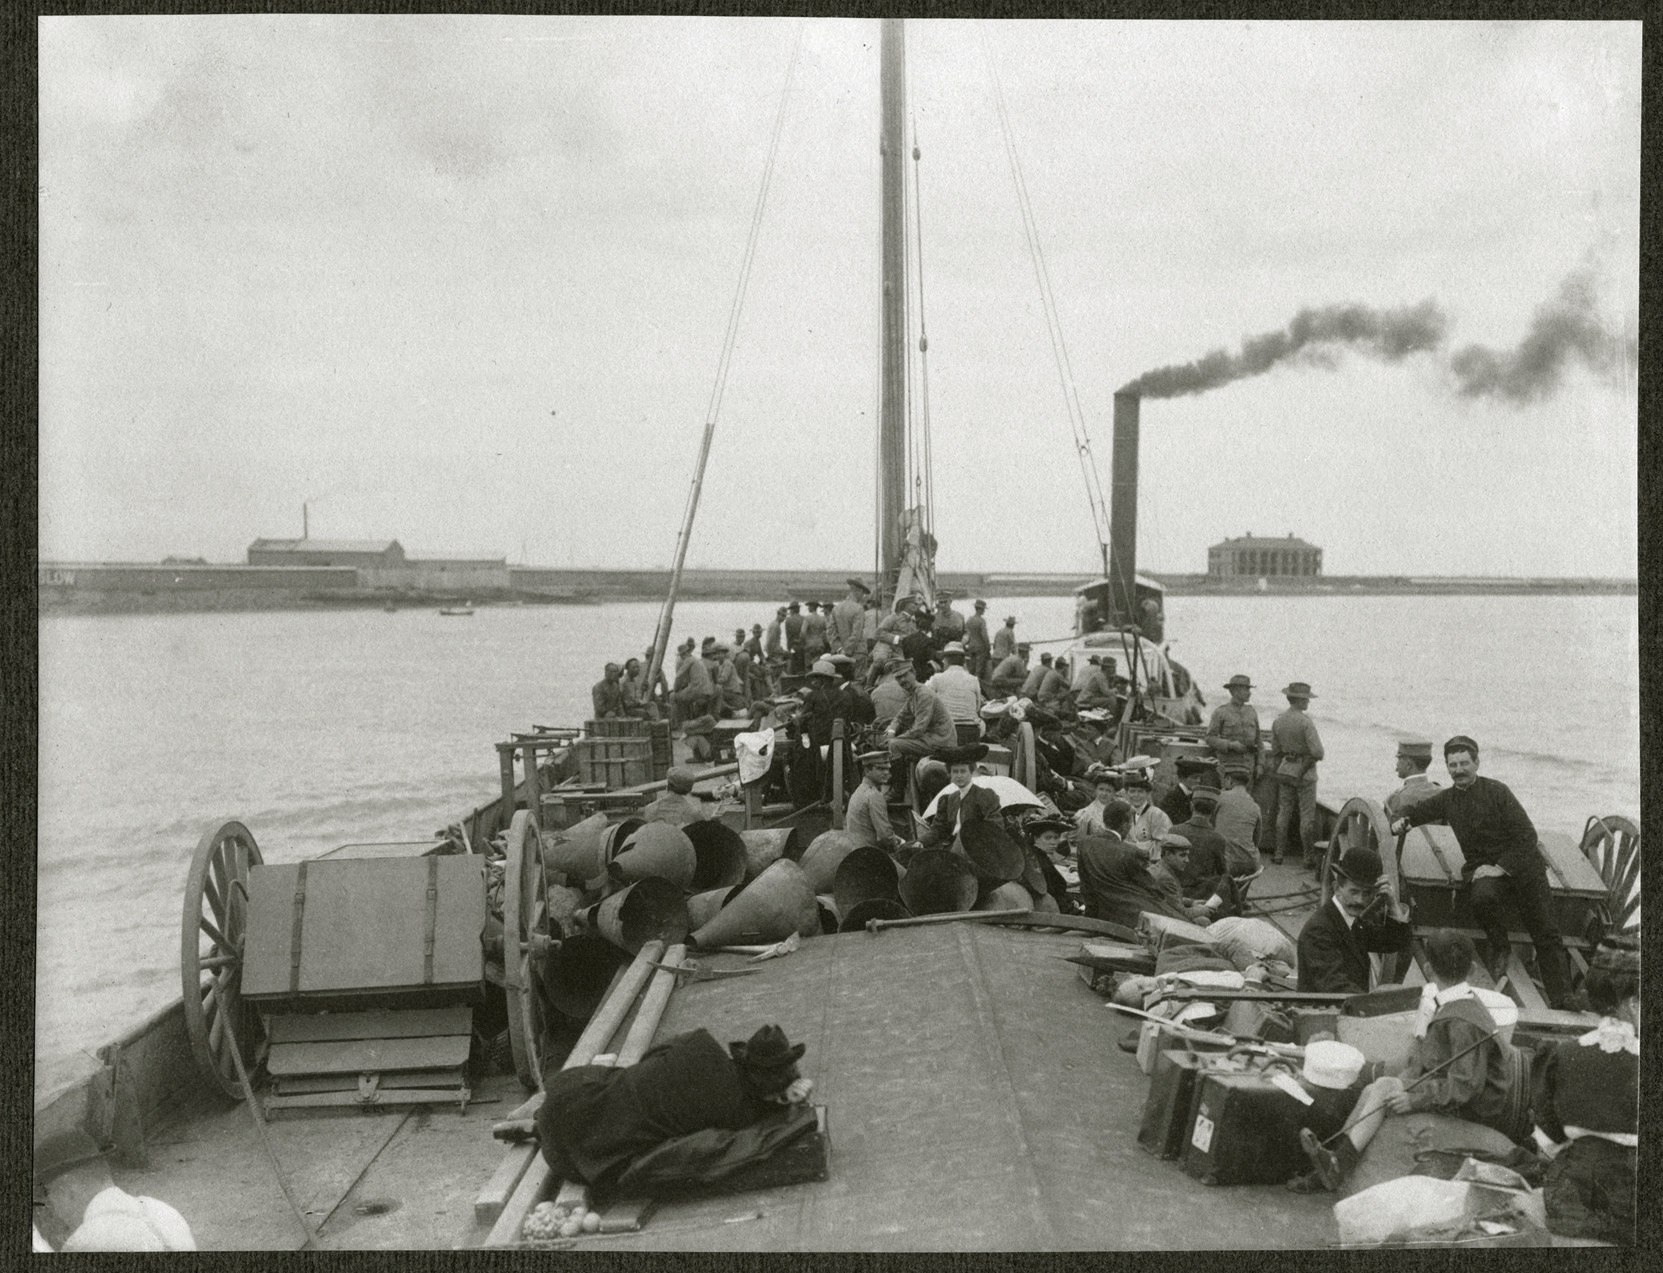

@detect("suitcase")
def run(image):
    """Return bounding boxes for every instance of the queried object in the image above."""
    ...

[1182,1068,1354,1186]
[1137,1049,1216,1160]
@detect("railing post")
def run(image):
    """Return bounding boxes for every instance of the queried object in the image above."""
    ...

[831,718,846,829]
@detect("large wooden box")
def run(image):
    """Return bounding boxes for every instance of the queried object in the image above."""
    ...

[242,854,486,1007]
[576,736,653,788]
[1400,825,1605,940]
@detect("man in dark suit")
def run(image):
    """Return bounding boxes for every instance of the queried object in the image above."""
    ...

[925,743,1004,845]
[1296,846,1412,994]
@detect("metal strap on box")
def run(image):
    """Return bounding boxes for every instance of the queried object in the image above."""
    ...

[423,854,439,984]
[289,861,309,994]
[1416,826,1458,886]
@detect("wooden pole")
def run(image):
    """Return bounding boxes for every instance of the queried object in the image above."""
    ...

[830,719,846,829]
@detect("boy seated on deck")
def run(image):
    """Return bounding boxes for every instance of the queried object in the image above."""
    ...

[1289,929,1530,1193]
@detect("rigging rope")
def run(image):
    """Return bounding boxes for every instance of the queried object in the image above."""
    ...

[647,25,805,689]
[911,118,935,540]
[978,29,1113,576]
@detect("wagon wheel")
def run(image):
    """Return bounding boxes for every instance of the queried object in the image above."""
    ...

[181,820,265,1102]
[1322,797,1412,982]
[1320,797,1400,905]
[502,810,549,1091]
[1580,814,1640,943]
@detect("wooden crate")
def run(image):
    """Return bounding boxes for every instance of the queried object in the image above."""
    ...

[242,855,486,1008]
[575,736,653,788]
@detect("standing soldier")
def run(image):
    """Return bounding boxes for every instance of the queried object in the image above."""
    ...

[1205,674,1262,781]
[783,601,806,677]
[764,607,787,690]
[991,614,1018,664]
[828,579,869,663]
[1271,681,1325,869]
[964,599,992,679]
[1384,738,1442,818]
[802,600,830,663]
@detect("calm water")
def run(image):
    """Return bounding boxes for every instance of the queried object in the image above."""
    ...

[35,593,1638,1088]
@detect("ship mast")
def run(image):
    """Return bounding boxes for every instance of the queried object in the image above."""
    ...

[876,17,909,603]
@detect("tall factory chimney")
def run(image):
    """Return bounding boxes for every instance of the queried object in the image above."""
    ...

[1106,391,1139,626]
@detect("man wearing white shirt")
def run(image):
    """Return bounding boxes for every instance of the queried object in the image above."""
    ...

[925,643,985,746]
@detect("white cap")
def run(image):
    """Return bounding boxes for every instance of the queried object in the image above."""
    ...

[1302,1040,1366,1091]
[62,1187,196,1252]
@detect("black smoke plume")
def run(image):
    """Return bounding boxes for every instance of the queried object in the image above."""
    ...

[1448,272,1634,403]
[1119,300,1448,398]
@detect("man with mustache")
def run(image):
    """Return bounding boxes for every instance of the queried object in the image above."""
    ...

[1296,846,1412,994]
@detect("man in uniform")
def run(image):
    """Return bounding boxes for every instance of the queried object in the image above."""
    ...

[1392,735,1573,1005]
[1168,784,1239,914]
[643,767,708,827]
[990,642,1030,697]
[783,601,806,676]
[926,642,984,745]
[844,750,905,854]
[592,662,627,720]
[828,579,868,660]
[964,599,992,679]
[706,643,746,717]
[1271,681,1324,869]
[1148,835,1216,923]
[802,600,829,663]
[932,591,967,651]
[1206,674,1262,781]
[672,639,715,725]
[991,614,1018,664]
[1212,760,1263,876]
[869,661,907,728]
[1021,652,1053,699]
[1384,738,1442,819]
[872,596,918,676]
[1296,846,1412,994]
[1076,657,1118,711]
[1037,656,1074,714]
[883,663,958,800]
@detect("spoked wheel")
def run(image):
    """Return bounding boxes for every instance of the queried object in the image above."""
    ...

[1580,814,1640,943]
[181,820,264,1102]
[502,810,549,1091]
[1321,797,1400,905]
[1323,797,1411,983]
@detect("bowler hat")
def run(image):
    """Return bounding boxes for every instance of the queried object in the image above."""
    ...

[1283,682,1316,698]
[1332,846,1384,886]
[730,1024,805,1071]
[938,742,990,766]
[1223,674,1254,690]
[1396,739,1433,760]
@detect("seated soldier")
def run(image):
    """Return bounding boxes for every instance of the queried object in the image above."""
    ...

[1292,929,1529,1193]
[535,1024,813,1198]
[1295,846,1412,995]
[1532,937,1639,1245]
[642,767,707,827]
[1147,834,1219,924]
[1167,782,1241,914]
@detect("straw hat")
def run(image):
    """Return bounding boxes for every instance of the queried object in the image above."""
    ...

[1302,1040,1365,1090]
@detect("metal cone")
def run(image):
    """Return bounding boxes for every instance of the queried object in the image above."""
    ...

[608,821,696,890]
[685,820,749,891]
[833,845,904,915]
[689,859,821,948]
[898,849,979,916]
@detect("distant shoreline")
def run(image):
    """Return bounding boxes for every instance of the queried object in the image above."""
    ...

[36,573,1636,616]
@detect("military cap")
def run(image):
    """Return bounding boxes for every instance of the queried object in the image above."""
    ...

[857,749,892,768]
[1396,739,1433,760]
[666,767,697,794]
[1190,783,1221,804]
[1159,833,1193,853]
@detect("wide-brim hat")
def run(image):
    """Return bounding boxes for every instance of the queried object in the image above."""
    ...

[1117,754,1159,772]
[1223,674,1253,690]
[1078,708,1112,723]
[1332,846,1384,886]
[942,642,966,655]
[1283,682,1316,698]
[846,577,871,594]
[809,659,839,678]
[730,1024,805,1070]
[1303,1040,1365,1090]
[1023,813,1073,836]
[980,699,1012,720]
[937,743,990,766]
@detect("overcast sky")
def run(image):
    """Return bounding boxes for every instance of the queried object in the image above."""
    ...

[38,16,1640,577]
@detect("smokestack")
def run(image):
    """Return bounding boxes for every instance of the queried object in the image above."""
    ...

[1107,392,1139,626]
